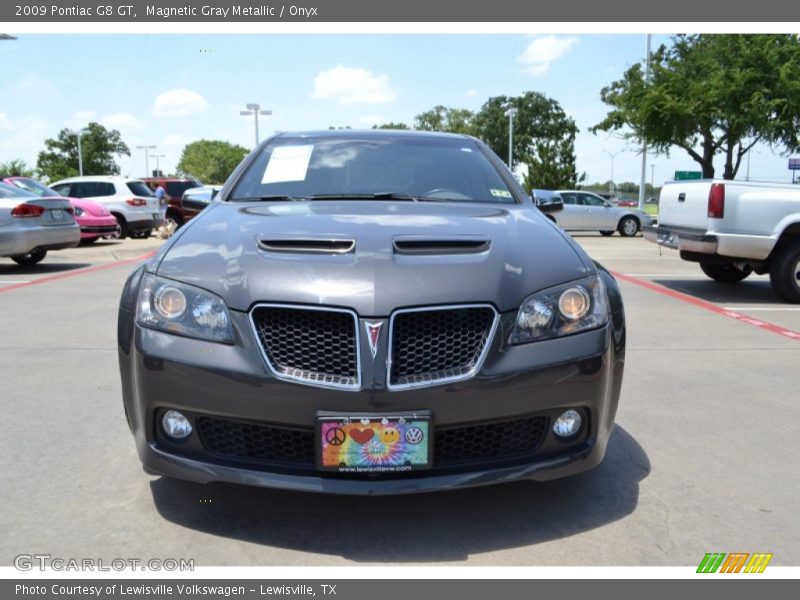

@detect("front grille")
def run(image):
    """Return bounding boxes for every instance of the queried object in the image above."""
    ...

[434,416,548,465]
[251,305,359,389]
[197,416,315,466]
[195,415,547,471]
[389,306,496,388]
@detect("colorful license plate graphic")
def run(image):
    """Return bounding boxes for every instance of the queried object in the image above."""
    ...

[317,414,432,473]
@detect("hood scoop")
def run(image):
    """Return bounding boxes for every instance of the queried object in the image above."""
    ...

[393,236,491,256]
[258,238,355,254]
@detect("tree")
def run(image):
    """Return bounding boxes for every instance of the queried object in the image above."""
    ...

[36,122,129,181]
[413,105,475,134]
[176,140,249,184]
[592,35,800,179]
[0,159,34,178]
[473,92,582,189]
[372,122,409,130]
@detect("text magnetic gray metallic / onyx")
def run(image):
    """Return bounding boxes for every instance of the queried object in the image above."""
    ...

[118,130,626,495]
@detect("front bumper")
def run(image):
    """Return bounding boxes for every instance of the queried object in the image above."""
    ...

[0,223,80,256]
[77,216,120,239]
[119,304,625,495]
[644,224,776,260]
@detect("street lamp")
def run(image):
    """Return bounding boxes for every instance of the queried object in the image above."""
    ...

[75,127,90,177]
[603,149,618,194]
[650,164,656,190]
[150,154,166,177]
[136,145,156,177]
[505,107,518,169]
[240,103,272,146]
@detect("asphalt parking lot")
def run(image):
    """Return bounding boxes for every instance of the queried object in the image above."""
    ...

[1,233,798,566]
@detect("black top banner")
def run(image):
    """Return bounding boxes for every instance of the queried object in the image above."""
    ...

[1,0,797,22]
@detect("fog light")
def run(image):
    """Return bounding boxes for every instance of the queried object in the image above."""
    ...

[553,410,582,438]
[162,410,192,439]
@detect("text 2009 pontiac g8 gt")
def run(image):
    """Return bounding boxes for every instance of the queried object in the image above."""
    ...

[118,130,625,495]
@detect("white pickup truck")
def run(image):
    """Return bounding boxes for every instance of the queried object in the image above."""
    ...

[644,179,800,302]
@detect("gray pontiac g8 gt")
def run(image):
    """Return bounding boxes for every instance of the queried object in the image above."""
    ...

[118,130,625,495]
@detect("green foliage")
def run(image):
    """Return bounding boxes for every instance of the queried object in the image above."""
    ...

[413,106,475,134]
[176,140,249,185]
[372,122,410,130]
[36,122,130,182]
[473,92,582,189]
[593,34,800,179]
[0,159,34,178]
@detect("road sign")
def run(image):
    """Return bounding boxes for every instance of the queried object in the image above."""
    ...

[788,158,800,170]
[674,171,702,180]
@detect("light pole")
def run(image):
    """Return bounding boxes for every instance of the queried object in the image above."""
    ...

[240,103,272,146]
[505,107,518,169]
[638,33,652,210]
[603,150,618,195]
[75,128,90,177]
[150,154,165,177]
[136,145,156,177]
[650,164,656,190]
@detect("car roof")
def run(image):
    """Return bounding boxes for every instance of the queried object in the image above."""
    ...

[51,175,144,183]
[272,129,475,142]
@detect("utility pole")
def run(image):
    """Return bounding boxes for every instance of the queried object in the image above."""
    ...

[638,34,651,211]
[240,103,272,146]
[505,107,518,169]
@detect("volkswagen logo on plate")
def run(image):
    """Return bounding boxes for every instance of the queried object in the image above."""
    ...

[405,426,424,445]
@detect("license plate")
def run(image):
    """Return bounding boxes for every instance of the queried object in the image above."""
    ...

[50,209,64,220]
[316,412,432,473]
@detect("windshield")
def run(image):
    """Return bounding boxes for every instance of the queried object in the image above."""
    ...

[230,135,516,204]
[0,182,37,199]
[8,177,58,197]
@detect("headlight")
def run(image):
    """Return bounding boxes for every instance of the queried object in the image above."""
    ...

[511,275,609,344]
[73,206,84,216]
[136,274,234,343]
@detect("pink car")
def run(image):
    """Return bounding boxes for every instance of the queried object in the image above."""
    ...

[2,176,120,243]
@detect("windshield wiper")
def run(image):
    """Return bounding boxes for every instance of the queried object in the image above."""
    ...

[309,192,418,201]
[234,195,307,202]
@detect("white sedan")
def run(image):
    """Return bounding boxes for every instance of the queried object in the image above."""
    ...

[554,190,653,237]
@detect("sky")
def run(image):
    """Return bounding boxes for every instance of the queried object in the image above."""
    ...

[0,33,796,187]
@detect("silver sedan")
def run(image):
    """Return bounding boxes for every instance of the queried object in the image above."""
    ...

[554,190,653,237]
[0,182,80,266]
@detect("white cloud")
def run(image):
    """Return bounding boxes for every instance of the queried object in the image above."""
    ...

[465,89,478,98]
[100,112,143,131]
[0,113,12,130]
[160,133,190,148]
[311,66,395,105]
[518,36,579,76]
[13,75,60,99]
[152,89,208,118]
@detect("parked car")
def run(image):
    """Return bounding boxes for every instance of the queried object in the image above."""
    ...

[2,176,119,244]
[554,189,653,236]
[49,176,161,239]
[644,179,800,302]
[0,182,80,265]
[141,177,203,229]
[615,198,638,208]
[118,130,626,495]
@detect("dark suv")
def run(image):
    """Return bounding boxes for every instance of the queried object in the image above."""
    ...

[142,178,203,229]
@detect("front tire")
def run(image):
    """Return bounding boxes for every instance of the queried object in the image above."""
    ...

[11,248,47,266]
[129,229,152,240]
[112,213,128,239]
[700,262,752,283]
[618,216,640,237]
[769,241,800,303]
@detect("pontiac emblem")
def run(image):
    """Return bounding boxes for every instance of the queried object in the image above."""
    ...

[364,321,383,358]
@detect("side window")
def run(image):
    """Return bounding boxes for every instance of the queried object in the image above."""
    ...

[580,193,606,207]
[50,184,72,196]
[560,193,578,205]
[70,182,89,197]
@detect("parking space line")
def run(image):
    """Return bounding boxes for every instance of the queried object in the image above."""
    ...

[0,281,31,284]
[724,307,800,312]
[0,252,154,294]
[611,270,800,341]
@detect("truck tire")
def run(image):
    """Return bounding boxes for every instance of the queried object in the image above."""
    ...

[700,263,752,283]
[769,242,800,303]
[618,216,640,237]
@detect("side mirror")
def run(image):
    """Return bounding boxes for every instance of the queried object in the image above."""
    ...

[211,188,220,200]
[534,196,564,214]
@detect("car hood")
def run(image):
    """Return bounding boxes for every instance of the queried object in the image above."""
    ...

[154,201,591,315]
